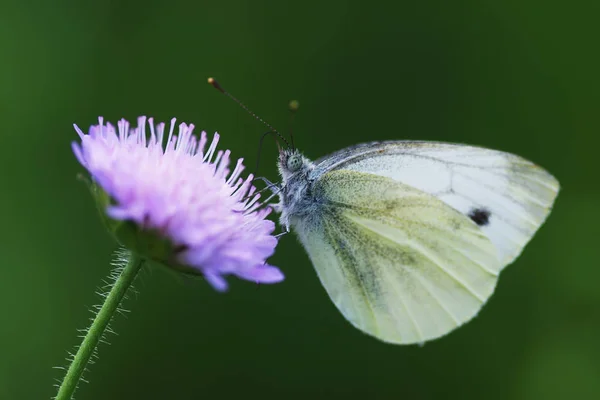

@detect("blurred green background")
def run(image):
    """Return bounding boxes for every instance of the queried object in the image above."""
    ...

[1,0,599,399]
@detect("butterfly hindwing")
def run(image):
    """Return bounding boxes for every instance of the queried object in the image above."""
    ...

[292,169,501,344]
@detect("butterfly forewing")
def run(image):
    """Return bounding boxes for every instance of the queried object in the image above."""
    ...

[311,141,560,267]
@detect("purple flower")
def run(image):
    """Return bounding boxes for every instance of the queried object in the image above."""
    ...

[72,116,283,291]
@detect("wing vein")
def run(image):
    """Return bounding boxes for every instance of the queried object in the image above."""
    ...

[325,218,381,336]
[380,263,424,342]
[452,169,541,227]
[350,216,487,302]
[409,269,461,326]
[407,240,487,302]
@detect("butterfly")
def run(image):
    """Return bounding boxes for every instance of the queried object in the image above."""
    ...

[206,77,559,345]
[273,140,559,345]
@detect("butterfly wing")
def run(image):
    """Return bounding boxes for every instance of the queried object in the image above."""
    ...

[292,169,501,344]
[312,141,559,267]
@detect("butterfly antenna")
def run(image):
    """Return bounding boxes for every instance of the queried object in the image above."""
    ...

[207,77,291,148]
[253,130,279,177]
[288,100,299,150]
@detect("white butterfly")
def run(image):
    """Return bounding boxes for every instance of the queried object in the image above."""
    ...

[272,140,559,345]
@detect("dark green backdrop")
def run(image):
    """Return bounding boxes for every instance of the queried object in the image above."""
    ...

[1,1,598,399]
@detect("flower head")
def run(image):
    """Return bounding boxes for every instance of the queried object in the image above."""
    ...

[72,116,283,291]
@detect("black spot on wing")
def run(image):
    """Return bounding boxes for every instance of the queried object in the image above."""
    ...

[468,208,491,226]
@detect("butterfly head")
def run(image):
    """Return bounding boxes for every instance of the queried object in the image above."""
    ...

[278,148,313,182]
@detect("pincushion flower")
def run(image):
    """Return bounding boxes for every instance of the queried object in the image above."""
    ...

[56,116,284,400]
[72,116,283,290]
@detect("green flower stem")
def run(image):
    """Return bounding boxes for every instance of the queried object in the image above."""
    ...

[56,253,143,400]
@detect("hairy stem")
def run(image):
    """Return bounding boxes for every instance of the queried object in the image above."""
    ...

[55,252,143,400]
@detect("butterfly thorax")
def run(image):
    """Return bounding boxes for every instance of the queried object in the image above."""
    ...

[276,149,320,230]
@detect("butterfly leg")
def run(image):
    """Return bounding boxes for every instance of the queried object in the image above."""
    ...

[274,231,289,240]
[253,176,281,195]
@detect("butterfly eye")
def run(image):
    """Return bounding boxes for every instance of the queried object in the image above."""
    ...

[287,154,302,172]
